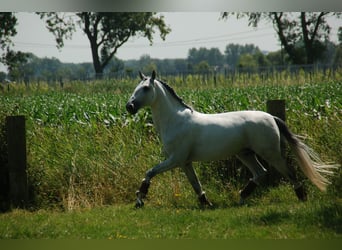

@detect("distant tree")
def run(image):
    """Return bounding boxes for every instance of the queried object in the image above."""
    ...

[188,48,204,65]
[38,12,171,78]
[321,40,338,65]
[224,43,260,68]
[104,57,125,77]
[60,62,94,80]
[222,12,341,64]
[188,47,224,66]
[238,54,258,70]
[207,48,224,66]
[237,51,270,71]
[155,59,176,74]
[333,27,342,66]
[0,71,6,82]
[195,60,211,74]
[266,50,288,65]
[4,50,30,81]
[254,51,271,67]
[335,50,342,67]
[173,58,188,73]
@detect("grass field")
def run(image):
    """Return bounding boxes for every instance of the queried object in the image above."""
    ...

[0,72,341,239]
[0,185,341,239]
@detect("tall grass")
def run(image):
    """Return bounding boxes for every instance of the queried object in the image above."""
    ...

[0,72,341,210]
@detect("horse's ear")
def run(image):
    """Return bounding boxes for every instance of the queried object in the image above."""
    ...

[151,70,156,81]
[139,71,145,80]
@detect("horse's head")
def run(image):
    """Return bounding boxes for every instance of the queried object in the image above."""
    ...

[126,70,157,115]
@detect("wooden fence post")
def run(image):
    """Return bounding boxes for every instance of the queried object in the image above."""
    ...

[6,115,28,208]
[266,99,286,122]
[266,100,286,185]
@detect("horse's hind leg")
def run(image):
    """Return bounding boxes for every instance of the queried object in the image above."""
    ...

[261,152,307,201]
[237,150,268,204]
[182,162,213,207]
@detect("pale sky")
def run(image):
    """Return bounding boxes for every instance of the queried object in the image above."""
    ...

[1,12,341,72]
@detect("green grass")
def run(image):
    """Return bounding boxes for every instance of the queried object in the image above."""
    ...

[0,185,341,239]
[0,75,341,239]
[0,79,341,210]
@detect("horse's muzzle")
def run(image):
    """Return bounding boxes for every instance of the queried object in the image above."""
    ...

[126,101,138,115]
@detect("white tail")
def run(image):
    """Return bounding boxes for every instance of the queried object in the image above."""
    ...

[274,116,339,191]
[290,140,339,191]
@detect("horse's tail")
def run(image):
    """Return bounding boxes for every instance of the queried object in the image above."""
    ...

[273,116,339,191]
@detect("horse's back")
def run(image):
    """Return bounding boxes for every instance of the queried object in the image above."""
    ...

[188,110,279,161]
[193,110,275,129]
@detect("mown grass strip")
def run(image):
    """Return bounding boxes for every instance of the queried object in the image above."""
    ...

[0,193,340,239]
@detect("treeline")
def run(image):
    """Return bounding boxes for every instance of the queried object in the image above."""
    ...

[1,42,341,84]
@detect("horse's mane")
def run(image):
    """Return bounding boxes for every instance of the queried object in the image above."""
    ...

[157,79,193,112]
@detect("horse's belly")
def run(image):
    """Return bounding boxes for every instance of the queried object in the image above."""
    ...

[190,147,239,161]
[189,129,246,161]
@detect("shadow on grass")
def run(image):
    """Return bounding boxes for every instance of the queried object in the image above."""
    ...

[248,199,342,234]
[220,182,342,234]
[257,210,292,225]
[314,201,342,234]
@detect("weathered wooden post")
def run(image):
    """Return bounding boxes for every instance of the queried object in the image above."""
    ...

[6,115,28,208]
[266,100,286,185]
[266,99,286,122]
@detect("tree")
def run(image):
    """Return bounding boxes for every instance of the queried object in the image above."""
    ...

[237,52,270,71]
[195,60,211,74]
[0,13,17,49]
[188,47,205,65]
[222,12,341,64]
[224,43,260,68]
[0,13,18,68]
[39,12,171,78]
[138,55,157,73]
[266,50,287,65]
[4,50,30,81]
[104,57,125,77]
[0,71,6,82]
[207,48,224,66]
[333,27,342,67]
[238,54,258,70]
[188,47,224,72]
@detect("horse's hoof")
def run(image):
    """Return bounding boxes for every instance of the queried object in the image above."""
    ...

[135,198,144,208]
[198,192,213,208]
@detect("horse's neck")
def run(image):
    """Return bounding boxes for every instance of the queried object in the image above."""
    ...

[150,85,184,134]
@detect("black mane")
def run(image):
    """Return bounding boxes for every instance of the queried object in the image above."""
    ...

[158,79,193,112]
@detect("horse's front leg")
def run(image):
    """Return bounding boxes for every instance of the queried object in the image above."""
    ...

[182,162,213,208]
[135,157,178,208]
